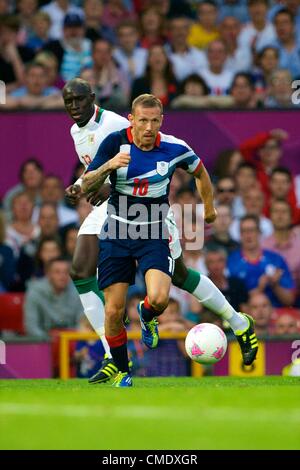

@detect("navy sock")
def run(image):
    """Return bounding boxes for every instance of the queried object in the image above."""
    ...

[106,329,129,373]
[141,296,162,322]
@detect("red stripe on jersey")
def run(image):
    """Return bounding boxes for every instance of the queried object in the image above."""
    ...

[126,126,133,143]
[192,160,203,175]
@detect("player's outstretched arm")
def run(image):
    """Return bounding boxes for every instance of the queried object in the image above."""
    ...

[82,152,130,194]
[194,164,217,224]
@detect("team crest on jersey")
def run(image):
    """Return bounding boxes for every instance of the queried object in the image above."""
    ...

[88,134,95,145]
[156,161,169,176]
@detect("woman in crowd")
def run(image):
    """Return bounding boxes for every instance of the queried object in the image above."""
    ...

[6,191,40,257]
[139,7,165,49]
[131,44,178,106]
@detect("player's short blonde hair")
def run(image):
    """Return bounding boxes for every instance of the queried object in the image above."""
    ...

[131,94,163,115]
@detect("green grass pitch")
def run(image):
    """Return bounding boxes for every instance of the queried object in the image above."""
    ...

[0,376,299,450]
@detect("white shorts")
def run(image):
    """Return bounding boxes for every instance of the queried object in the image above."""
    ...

[165,208,182,260]
[78,201,182,260]
[77,201,109,236]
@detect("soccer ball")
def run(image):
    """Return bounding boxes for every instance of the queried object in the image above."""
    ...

[185,323,227,365]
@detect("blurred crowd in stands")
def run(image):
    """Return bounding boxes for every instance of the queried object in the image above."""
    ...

[0,0,300,110]
[1,124,300,352]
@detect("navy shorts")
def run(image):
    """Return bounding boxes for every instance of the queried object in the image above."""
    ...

[98,221,174,290]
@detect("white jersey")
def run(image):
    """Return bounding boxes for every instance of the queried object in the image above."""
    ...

[70,105,129,170]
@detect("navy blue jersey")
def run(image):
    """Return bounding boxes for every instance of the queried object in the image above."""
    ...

[88,127,202,223]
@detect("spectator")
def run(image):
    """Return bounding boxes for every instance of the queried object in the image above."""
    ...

[230,186,274,240]
[197,308,224,330]
[205,246,248,312]
[247,291,273,336]
[0,14,34,92]
[6,191,40,258]
[214,177,237,208]
[239,0,276,52]
[219,0,249,24]
[267,167,300,224]
[113,20,147,83]
[165,16,206,82]
[131,45,178,106]
[273,312,299,335]
[220,16,252,73]
[228,215,295,307]
[33,236,63,279]
[0,0,10,15]
[0,211,16,292]
[42,0,84,40]
[83,0,115,44]
[34,51,65,89]
[184,295,204,325]
[3,158,44,222]
[16,0,39,45]
[213,149,243,181]
[6,62,64,109]
[252,46,279,99]
[262,199,300,291]
[230,72,258,108]
[188,0,220,50]
[32,175,79,228]
[232,162,258,218]
[206,204,240,255]
[158,298,189,333]
[26,11,51,52]
[62,226,78,260]
[37,203,60,238]
[81,38,129,110]
[24,257,83,339]
[239,127,289,197]
[139,6,166,49]
[102,0,137,30]
[125,292,143,331]
[201,40,234,95]
[44,13,92,82]
[272,8,300,79]
[170,72,234,108]
[15,203,61,290]
[264,68,295,107]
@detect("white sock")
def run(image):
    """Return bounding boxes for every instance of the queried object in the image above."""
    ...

[192,275,248,333]
[79,291,112,358]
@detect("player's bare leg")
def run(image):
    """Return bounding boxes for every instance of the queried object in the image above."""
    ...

[70,234,110,352]
[104,283,132,387]
[172,255,258,365]
[138,269,171,349]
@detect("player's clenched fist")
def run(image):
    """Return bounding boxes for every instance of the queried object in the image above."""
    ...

[65,184,82,205]
[108,153,131,171]
[204,207,217,224]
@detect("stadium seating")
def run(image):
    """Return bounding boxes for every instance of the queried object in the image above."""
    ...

[0,293,25,335]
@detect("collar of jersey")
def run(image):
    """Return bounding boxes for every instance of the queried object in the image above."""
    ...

[126,126,161,147]
[94,105,104,123]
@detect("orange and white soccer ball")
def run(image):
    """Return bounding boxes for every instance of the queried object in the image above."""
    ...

[185,323,227,365]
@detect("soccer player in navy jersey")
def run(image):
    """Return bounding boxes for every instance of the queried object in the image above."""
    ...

[83,94,258,387]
